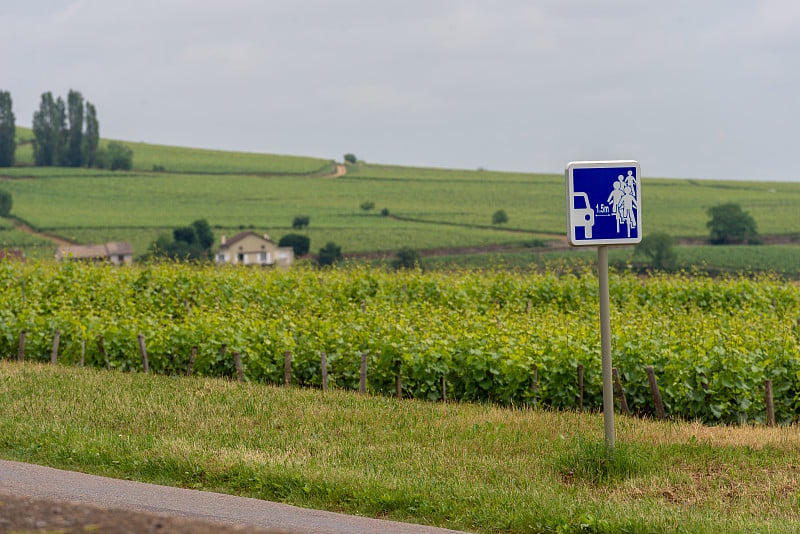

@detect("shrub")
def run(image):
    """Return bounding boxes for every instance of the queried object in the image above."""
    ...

[635,232,677,270]
[344,153,357,164]
[292,215,310,230]
[707,203,758,244]
[107,141,133,171]
[392,247,420,270]
[279,233,311,256]
[360,201,375,212]
[318,241,341,266]
[492,209,508,225]
[0,190,11,217]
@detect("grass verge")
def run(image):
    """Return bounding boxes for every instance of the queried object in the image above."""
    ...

[1,362,799,533]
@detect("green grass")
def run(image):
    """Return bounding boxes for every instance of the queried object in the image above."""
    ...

[10,127,334,175]
[109,139,335,175]
[2,362,799,533]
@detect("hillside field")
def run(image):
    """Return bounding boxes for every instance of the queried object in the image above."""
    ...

[2,127,799,272]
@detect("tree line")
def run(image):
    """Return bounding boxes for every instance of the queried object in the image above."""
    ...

[0,88,132,170]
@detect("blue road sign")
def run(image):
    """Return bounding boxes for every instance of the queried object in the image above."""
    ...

[566,160,642,246]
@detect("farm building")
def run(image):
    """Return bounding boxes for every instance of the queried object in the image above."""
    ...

[216,232,294,268]
[55,242,134,265]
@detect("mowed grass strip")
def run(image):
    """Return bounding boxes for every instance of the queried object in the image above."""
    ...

[1,363,799,533]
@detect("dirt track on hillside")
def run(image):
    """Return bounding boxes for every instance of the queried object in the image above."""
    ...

[10,217,76,246]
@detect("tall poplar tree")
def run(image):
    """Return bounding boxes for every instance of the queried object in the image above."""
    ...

[0,90,15,167]
[67,89,84,167]
[53,96,68,166]
[32,92,57,166]
[83,102,99,167]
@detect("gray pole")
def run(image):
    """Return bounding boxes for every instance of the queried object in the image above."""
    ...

[598,246,615,453]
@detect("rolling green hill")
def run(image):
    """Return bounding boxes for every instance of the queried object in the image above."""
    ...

[2,127,799,271]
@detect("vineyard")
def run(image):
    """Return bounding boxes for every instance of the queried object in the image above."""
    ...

[2,260,799,424]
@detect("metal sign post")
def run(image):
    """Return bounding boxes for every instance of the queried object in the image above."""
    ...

[565,160,641,454]
[597,245,614,452]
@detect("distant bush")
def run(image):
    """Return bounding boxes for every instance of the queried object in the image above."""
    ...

[381,208,390,217]
[635,232,677,270]
[96,141,133,171]
[149,219,214,260]
[344,153,357,164]
[279,233,310,256]
[360,201,375,212]
[392,247,420,270]
[292,215,310,230]
[492,209,508,225]
[318,241,341,266]
[0,190,11,217]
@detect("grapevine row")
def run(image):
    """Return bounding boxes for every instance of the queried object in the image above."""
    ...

[1,260,798,424]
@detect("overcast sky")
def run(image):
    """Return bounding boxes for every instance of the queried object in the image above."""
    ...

[2,1,799,181]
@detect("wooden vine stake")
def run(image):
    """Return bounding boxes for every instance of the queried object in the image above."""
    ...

[646,366,666,420]
[284,350,292,387]
[233,351,244,383]
[765,379,775,427]
[530,366,538,407]
[80,338,85,367]
[96,335,110,370]
[359,352,367,394]
[17,330,26,362]
[137,333,149,374]
[51,329,60,365]
[577,364,584,412]
[186,346,197,377]
[395,360,402,398]
[612,367,631,416]
[320,352,328,392]
[441,375,447,402]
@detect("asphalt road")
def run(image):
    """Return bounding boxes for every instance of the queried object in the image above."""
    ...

[0,460,468,534]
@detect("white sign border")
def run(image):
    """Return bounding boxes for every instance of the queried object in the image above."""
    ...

[565,160,642,247]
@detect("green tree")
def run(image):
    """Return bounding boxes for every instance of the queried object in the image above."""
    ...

[0,190,11,217]
[344,153,357,164]
[279,233,311,256]
[83,102,99,168]
[492,209,508,225]
[173,225,197,245]
[0,90,15,167]
[707,203,759,244]
[67,89,84,167]
[149,220,213,261]
[392,247,420,270]
[32,92,60,166]
[192,219,215,249]
[317,241,341,266]
[634,232,677,270]
[106,141,133,170]
[360,201,375,212]
[53,96,69,166]
[292,215,310,230]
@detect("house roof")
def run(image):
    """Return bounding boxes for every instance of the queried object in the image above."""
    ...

[105,241,134,255]
[56,242,133,260]
[218,231,273,251]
